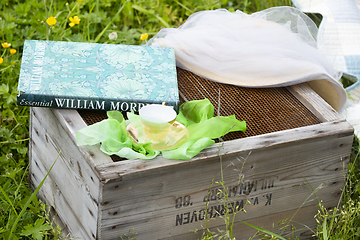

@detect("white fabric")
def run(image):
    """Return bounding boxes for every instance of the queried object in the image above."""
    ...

[292,0,360,136]
[147,7,347,111]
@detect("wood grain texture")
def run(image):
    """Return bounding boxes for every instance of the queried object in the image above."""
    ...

[97,123,352,239]
[52,108,113,166]
[287,84,342,122]
[95,119,353,182]
[30,150,94,239]
[30,107,101,239]
[165,199,338,240]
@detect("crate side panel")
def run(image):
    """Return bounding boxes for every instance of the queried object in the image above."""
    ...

[29,149,94,239]
[162,199,338,240]
[30,107,101,239]
[97,128,352,240]
[98,169,344,240]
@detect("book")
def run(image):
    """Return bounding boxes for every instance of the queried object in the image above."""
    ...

[17,40,180,112]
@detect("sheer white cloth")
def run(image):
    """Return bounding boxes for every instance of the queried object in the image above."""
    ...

[147,7,347,111]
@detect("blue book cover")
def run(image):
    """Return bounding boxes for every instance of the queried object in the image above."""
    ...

[17,40,180,112]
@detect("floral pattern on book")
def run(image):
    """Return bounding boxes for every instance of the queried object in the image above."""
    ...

[18,40,178,102]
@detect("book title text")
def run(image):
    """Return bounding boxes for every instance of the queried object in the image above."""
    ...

[30,41,46,91]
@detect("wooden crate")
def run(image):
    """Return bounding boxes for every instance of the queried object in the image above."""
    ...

[29,69,354,240]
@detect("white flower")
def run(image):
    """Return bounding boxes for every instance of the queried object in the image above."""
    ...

[108,32,118,41]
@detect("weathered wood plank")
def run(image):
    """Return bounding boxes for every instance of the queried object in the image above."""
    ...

[98,171,344,240]
[95,119,353,182]
[164,199,338,240]
[51,108,113,166]
[30,107,101,238]
[32,107,101,202]
[29,149,94,240]
[287,84,342,122]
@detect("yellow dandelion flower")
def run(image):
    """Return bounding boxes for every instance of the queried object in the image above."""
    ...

[140,33,148,41]
[77,0,83,2]
[74,16,81,23]
[2,42,11,48]
[69,16,81,27]
[46,16,57,26]
[0,57,3,64]
[10,49,16,54]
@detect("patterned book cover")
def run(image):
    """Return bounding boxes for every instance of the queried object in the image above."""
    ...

[17,40,179,112]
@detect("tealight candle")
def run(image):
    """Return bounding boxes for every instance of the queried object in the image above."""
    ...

[139,104,179,150]
[139,104,177,125]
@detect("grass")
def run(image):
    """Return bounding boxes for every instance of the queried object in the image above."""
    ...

[0,0,359,239]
